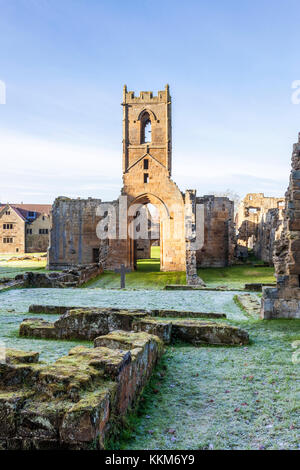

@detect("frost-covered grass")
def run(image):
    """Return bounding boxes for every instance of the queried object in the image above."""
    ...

[0,285,299,449]
[0,310,92,362]
[0,288,246,319]
[0,252,48,279]
[0,288,246,363]
[114,319,300,451]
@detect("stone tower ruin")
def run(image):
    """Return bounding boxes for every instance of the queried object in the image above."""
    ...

[120,84,186,271]
[48,85,235,276]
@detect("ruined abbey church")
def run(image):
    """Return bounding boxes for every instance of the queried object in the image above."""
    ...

[48,86,235,279]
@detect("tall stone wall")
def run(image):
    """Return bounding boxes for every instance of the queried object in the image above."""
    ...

[48,197,105,269]
[196,195,235,268]
[185,190,205,285]
[262,134,300,318]
[121,85,186,272]
[256,208,284,265]
[236,193,284,264]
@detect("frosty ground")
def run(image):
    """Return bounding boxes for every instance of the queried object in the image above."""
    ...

[0,251,299,450]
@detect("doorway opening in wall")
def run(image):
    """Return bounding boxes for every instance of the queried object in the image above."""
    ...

[92,248,100,263]
[135,203,161,272]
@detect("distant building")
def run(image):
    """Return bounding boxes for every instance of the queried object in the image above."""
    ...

[0,203,52,254]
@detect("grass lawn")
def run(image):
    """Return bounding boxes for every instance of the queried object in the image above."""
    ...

[111,318,300,450]
[87,246,185,289]
[0,247,275,290]
[198,265,276,289]
[88,246,276,290]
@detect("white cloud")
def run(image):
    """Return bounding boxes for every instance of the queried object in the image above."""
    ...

[0,128,290,204]
[0,130,121,203]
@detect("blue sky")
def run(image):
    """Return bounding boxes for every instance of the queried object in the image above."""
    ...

[1,0,300,204]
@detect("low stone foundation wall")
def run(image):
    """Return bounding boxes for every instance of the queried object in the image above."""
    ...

[0,279,25,292]
[234,294,261,317]
[0,331,163,450]
[170,320,249,345]
[244,283,276,292]
[20,307,249,346]
[20,309,148,341]
[16,264,103,288]
[28,304,227,319]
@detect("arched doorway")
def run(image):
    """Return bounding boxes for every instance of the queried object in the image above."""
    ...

[133,203,160,271]
[127,193,171,272]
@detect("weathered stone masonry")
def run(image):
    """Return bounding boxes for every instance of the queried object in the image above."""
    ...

[262,133,300,318]
[196,195,235,268]
[48,197,109,270]
[0,303,248,449]
[0,332,163,450]
[19,306,248,346]
[236,193,284,264]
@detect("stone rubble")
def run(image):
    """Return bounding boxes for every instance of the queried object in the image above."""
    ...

[15,264,103,288]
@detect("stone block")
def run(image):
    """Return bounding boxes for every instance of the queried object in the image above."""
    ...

[171,320,249,345]
[19,318,56,339]
[132,319,172,344]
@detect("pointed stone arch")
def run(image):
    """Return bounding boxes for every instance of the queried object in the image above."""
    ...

[137,108,157,122]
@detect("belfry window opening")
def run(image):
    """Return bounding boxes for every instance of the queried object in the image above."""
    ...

[142,114,151,143]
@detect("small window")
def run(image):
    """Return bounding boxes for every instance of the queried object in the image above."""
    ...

[27,228,32,235]
[5,211,10,215]
[39,228,48,235]
[144,159,149,170]
[16,248,19,253]
[144,173,149,183]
